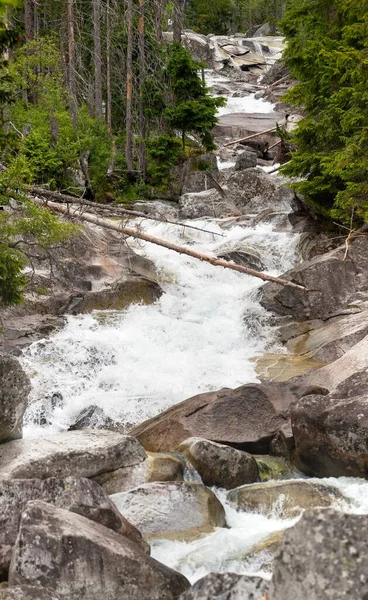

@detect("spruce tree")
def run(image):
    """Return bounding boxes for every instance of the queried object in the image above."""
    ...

[281,0,368,225]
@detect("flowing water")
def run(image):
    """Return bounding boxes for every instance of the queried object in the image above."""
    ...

[19,67,368,586]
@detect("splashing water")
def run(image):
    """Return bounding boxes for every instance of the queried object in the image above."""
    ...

[21,218,299,436]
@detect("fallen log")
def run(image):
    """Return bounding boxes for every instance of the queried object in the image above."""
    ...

[29,187,224,237]
[32,197,309,292]
[223,126,277,148]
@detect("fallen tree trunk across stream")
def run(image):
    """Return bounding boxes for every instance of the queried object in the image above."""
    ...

[31,197,309,292]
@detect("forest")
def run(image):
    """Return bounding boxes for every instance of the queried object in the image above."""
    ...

[0,0,367,307]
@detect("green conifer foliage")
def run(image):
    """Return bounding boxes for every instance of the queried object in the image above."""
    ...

[281,0,368,225]
[165,43,225,150]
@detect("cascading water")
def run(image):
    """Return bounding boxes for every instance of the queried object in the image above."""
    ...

[19,63,368,587]
[21,218,298,435]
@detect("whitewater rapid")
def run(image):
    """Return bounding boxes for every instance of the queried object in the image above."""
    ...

[21,217,299,435]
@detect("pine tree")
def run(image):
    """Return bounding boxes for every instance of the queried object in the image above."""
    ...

[281,0,368,225]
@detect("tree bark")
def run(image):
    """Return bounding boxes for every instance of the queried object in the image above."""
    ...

[138,0,147,179]
[125,0,134,172]
[153,0,162,44]
[24,0,34,41]
[93,0,103,119]
[172,0,182,42]
[106,0,112,133]
[31,197,309,292]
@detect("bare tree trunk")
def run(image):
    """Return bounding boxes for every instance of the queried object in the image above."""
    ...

[106,0,112,134]
[66,0,77,124]
[125,0,134,172]
[172,0,182,42]
[24,0,34,40]
[138,0,147,179]
[31,197,309,292]
[93,0,103,119]
[154,0,162,44]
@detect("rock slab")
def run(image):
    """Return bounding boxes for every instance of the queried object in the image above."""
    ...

[9,501,189,600]
[270,509,368,600]
[0,430,146,480]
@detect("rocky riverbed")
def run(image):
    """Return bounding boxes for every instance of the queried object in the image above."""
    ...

[1,30,368,600]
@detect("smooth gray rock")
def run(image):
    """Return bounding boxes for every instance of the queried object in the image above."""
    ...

[0,430,147,480]
[291,368,368,478]
[260,236,368,321]
[179,572,269,600]
[111,482,226,542]
[234,150,257,171]
[270,509,368,600]
[178,438,260,489]
[9,501,189,600]
[0,477,149,578]
[130,382,328,455]
[179,189,237,219]
[0,354,30,442]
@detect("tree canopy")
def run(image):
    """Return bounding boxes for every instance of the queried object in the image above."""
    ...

[281,0,368,225]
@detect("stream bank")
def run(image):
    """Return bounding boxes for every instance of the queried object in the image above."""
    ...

[0,31,368,600]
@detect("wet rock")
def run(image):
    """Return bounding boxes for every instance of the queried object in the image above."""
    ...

[9,501,189,600]
[179,189,237,219]
[0,354,30,442]
[234,150,257,171]
[270,509,368,600]
[0,430,147,479]
[0,477,148,579]
[291,368,368,478]
[254,455,293,481]
[1,586,61,600]
[130,381,327,454]
[227,168,295,213]
[300,333,368,390]
[227,480,344,518]
[68,405,116,431]
[218,250,265,271]
[179,573,269,600]
[111,482,226,542]
[178,438,259,489]
[94,451,184,494]
[260,236,368,321]
[260,60,290,86]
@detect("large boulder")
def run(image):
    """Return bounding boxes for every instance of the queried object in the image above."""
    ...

[234,150,257,171]
[9,501,189,600]
[0,354,30,442]
[130,382,328,454]
[270,509,368,600]
[291,368,368,478]
[179,189,237,219]
[227,480,344,518]
[0,477,148,579]
[178,438,260,489]
[0,430,147,479]
[111,482,226,542]
[260,236,368,321]
[179,573,269,600]
[94,451,184,494]
[226,168,295,213]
